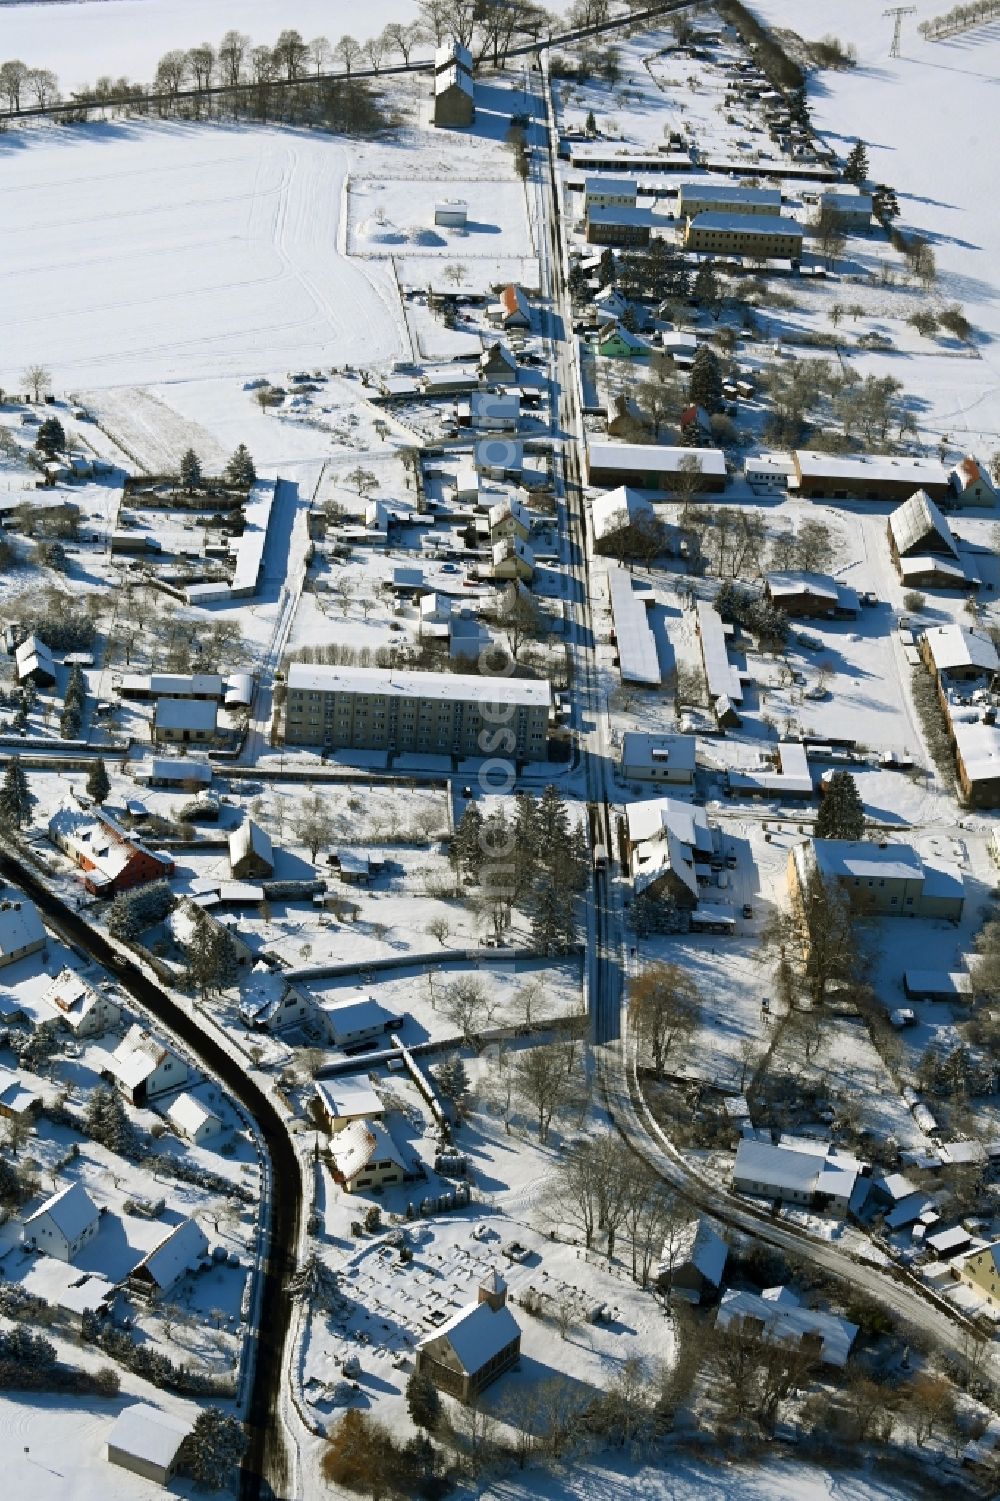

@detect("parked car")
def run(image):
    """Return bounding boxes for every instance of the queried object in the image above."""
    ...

[742,904,754,919]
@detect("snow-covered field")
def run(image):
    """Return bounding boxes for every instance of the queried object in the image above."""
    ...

[0,121,406,390]
[347,177,534,260]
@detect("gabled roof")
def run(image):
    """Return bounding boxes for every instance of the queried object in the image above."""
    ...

[716,1286,858,1367]
[324,996,398,1042]
[25,1181,99,1239]
[166,1091,221,1138]
[329,1119,404,1180]
[888,490,958,558]
[418,1298,520,1373]
[106,1403,193,1468]
[0,897,45,957]
[228,819,273,869]
[315,1077,384,1123]
[109,1024,179,1090]
[40,967,114,1027]
[924,624,999,675]
[133,1218,209,1289]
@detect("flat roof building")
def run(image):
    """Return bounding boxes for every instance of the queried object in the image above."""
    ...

[284,664,550,762]
[678,182,782,218]
[620,731,696,785]
[606,567,660,686]
[789,838,965,920]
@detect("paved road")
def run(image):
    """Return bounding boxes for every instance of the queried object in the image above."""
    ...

[0,848,301,1499]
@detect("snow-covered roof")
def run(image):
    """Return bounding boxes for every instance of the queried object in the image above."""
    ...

[585,174,638,199]
[0,896,45,958]
[119,672,224,698]
[134,758,212,785]
[106,1403,193,1467]
[588,441,727,479]
[225,672,254,706]
[475,437,524,471]
[792,450,949,488]
[688,211,802,237]
[434,40,472,73]
[0,1066,39,1116]
[15,635,54,673]
[134,1218,209,1289]
[109,1024,179,1090]
[923,624,998,675]
[287,663,550,710]
[820,190,873,213]
[329,1119,404,1180]
[49,804,170,885]
[734,1138,860,1202]
[315,1077,384,1123]
[587,204,654,228]
[620,731,696,774]
[154,697,217,733]
[471,390,520,420]
[417,1298,521,1374]
[765,570,839,602]
[166,1091,221,1139]
[952,717,1000,785]
[888,490,958,558]
[606,566,660,686]
[679,182,781,208]
[40,967,113,1028]
[951,455,995,494]
[727,741,812,798]
[25,1181,99,1239]
[228,819,273,869]
[626,796,711,852]
[323,996,398,1044]
[682,1219,728,1288]
[695,601,743,704]
[238,964,299,1025]
[716,1288,858,1367]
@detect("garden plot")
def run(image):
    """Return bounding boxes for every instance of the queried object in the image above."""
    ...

[347,179,534,261]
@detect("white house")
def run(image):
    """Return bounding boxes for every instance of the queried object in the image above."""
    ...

[238,965,317,1033]
[165,1091,223,1146]
[716,1286,858,1368]
[23,1182,100,1262]
[128,1218,209,1300]
[620,731,697,785]
[733,1137,862,1213]
[323,997,401,1050]
[106,1403,194,1486]
[107,1024,189,1106]
[329,1119,406,1192]
[0,897,46,969]
[39,967,121,1037]
[470,391,521,431]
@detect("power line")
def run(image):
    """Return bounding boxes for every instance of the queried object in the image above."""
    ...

[883,5,917,57]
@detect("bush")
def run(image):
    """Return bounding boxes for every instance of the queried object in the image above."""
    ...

[902,592,926,613]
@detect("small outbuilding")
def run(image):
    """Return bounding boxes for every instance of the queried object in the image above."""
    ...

[228,819,274,879]
[434,199,467,228]
[106,1402,194,1486]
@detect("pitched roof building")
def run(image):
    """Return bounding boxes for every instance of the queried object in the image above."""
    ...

[0,896,46,969]
[128,1218,209,1299]
[23,1181,100,1262]
[106,1403,194,1486]
[415,1270,521,1401]
[328,1119,405,1193]
[39,967,121,1036]
[48,805,174,896]
[107,1024,189,1105]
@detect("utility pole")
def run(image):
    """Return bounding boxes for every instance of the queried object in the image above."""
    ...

[883,6,916,57]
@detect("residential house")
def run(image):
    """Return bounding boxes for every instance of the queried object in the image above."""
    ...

[323,996,401,1050]
[228,820,274,880]
[625,797,715,909]
[433,52,474,128]
[118,673,224,701]
[591,485,655,551]
[677,182,782,219]
[414,1270,521,1401]
[584,175,638,211]
[733,1137,862,1214]
[165,1091,222,1146]
[491,537,535,583]
[152,697,218,745]
[48,805,174,896]
[667,1219,729,1303]
[487,495,531,543]
[684,212,803,259]
[595,323,650,359]
[39,967,121,1037]
[133,759,213,793]
[587,441,727,493]
[788,838,965,920]
[764,571,858,617]
[921,624,998,689]
[0,897,46,969]
[586,205,652,246]
[620,731,696,785]
[470,391,520,431]
[106,1404,194,1487]
[0,1066,40,1122]
[128,1218,209,1300]
[818,190,873,230]
[168,895,253,970]
[491,285,532,331]
[238,966,317,1033]
[475,437,524,481]
[727,741,813,800]
[949,456,996,507]
[328,1118,406,1192]
[449,613,492,662]
[314,1077,385,1134]
[593,287,630,322]
[107,1024,189,1106]
[23,1182,101,1262]
[887,489,960,572]
[479,342,518,382]
[716,1285,858,1368]
[956,1243,1000,1305]
[15,635,56,688]
[789,450,950,502]
[950,716,1000,808]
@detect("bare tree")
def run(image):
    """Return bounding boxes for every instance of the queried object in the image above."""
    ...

[514,1043,576,1142]
[439,977,496,1048]
[629,963,702,1078]
[292,790,335,861]
[22,365,51,403]
[334,35,362,74]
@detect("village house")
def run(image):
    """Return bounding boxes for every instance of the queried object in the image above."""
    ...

[228,819,274,879]
[39,967,121,1037]
[921,623,998,693]
[490,285,532,331]
[23,1181,101,1262]
[620,731,696,786]
[152,696,218,745]
[433,41,474,128]
[949,456,996,506]
[470,390,520,431]
[238,965,317,1033]
[817,189,873,230]
[487,495,532,543]
[789,450,950,502]
[165,1090,223,1146]
[475,437,524,481]
[684,212,803,259]
[733,1138,863,1214]
[169,895,253,969]
[950,716,1000,808]
[0,1065,40,1122]
[15,634,56,687]
[133,758,213,793]
[595,322,650,359]
[107,1023,189,1106]
[584,175,638,212]
[328,1118,406,1192]
[716,1286,858,1368]
[625,797,715,909]
[955,1243,1000,1305]
[128,1217,209,1300]
[48,805,174,896]
[591,485,656,552]
[479,342,518,382]
[666,1219,729,1304]
[323,996,401,1051]
[587,441,727,492]
[788,838,965,920]
[118,672,225,701]
[314,1077,385,1134]
[491,537,535,584]
[764,571,858,618]
[0,896,46,969]
[106,1403,194,1487]
[415,1270,521,1402]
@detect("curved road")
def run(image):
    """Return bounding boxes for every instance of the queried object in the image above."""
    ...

[0,848,301,1500]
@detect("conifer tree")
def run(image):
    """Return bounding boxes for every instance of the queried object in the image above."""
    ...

[406,1370,442,1433]
[86,758,110,805]
[0,756,33,830]
[179,448,202,494]
[688,345,723,413]
[844,139,869,186]
[225,443,256,488]
[450,802,484,881]
[177,1408,247,1490]
[815,770,866,841]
